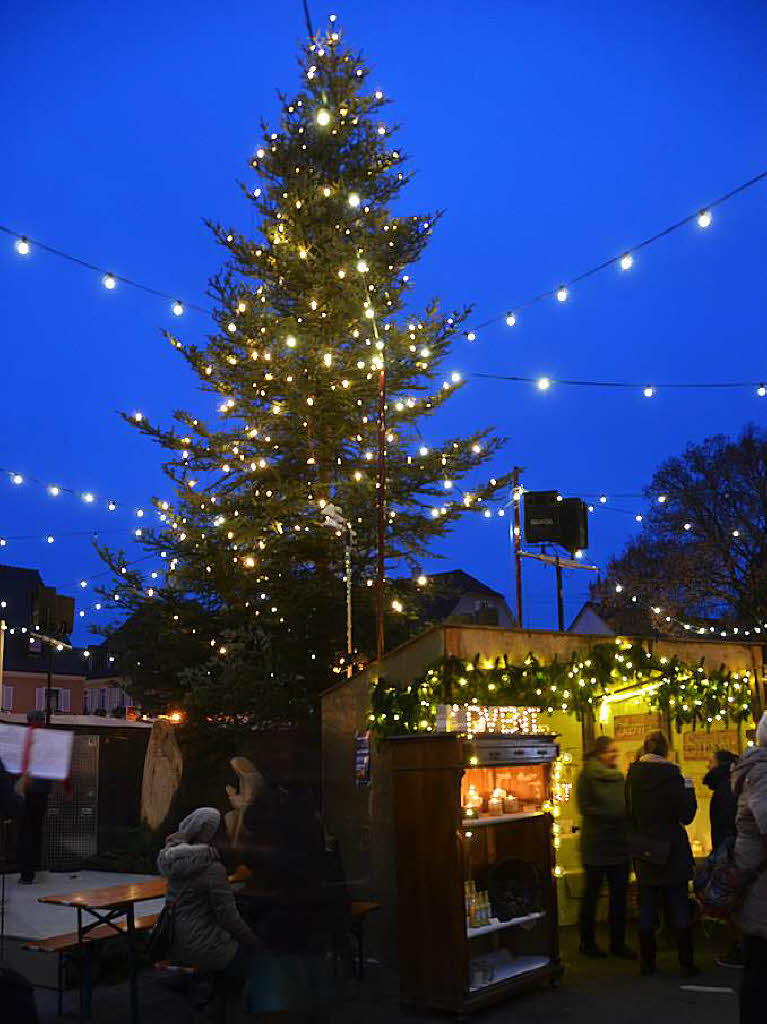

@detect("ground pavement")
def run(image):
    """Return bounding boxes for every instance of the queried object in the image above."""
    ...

[35,925,742,1024]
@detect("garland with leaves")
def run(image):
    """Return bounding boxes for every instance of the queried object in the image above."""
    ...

[369,640,757,738]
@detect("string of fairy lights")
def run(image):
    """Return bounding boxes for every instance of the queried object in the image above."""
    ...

[3,170,765,390]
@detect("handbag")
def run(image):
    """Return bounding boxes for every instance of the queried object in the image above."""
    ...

[629,832,671,866]
[694,837,767,920]
[145,882,190,963]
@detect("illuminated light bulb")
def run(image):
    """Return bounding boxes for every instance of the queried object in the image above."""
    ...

[635,514,643,522]
[108,501,116,511]
[758,383,766,397]
[556,285,568,302]
[80,580,87,588]
[341,379,350,388]
[356,259,369,273]
[11,473,23,485]
[391,599,403,613]
[466,331,477,341]
[697,209,712,228]
[347,192,361,208]
[364,307,375,319]
[134,411,143,422]
[419,446,429,456]
[286,335,297,348]
[48,485,60,496]
[536,377,551,391]
[103,273,117,290]
[574,550,583,559]
[417,575,427,586]
[684,522,692,531]
[657,494,667,503]
[46,535,54,544]
[0,539,5,547]
[315,107,332,126]
[323,352,332,367]
[451,371,461,383]
[339,106,348,117]
[15,236,30,255]
[484,509,492,518]
[227,321,237,333]
[732,529,740,537]
[443,480,452,490]
[136,508,144,518]
[620,253,633,271]
[643,386,654,398]
[599,495,607,504]
[243,556,255,568]
[354,471,362,481]
[322,186,331,197]
[430,508,439,519]
[337,268,346,278]
[505,313,516,327]
[375,89,383,99]
[377,125,386,135]
[298,248,307,260]
[306,396,314,406]
[83,492,94,503]
[172,300,184,316]
[615,584,624,593]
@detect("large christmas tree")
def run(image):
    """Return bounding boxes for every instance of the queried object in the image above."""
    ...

[98,18,511,718]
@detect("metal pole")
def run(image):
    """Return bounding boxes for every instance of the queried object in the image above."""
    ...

[0,619,5,716]
[45,643,54,726]
[512,468,523,628]
[346,524,353,679]
[555,556,565,632]
[376,366,386,662]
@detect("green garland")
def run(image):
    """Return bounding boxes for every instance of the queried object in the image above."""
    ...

[369,640,756,738]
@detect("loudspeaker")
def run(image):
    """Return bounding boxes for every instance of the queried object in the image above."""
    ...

[523,491,589,553]
[31,587,75,637]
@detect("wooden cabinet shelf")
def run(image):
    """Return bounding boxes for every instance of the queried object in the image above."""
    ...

[391,734,563,1014]
[467,910,545,938]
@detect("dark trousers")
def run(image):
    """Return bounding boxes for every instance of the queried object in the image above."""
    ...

[741,933,767,1024]
[18,791,48,881]
[580,862,629,950]
[638,883,693,967]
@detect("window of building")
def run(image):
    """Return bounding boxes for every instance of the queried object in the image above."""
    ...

[1,685,13,711]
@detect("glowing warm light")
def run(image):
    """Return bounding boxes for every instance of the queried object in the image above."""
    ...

[46,535,54,544]
[103,273,117,290]
[172,300,184,316]
[15,237,30,256]
[697,209,712,228]
[323,352,332,367]
[243,555,256,568]
[348,192,361,208]
[758,383,766,397]
[82,492,94,503]
[620,253,633,271]
[417,575,428,586]
[643,386,654,398]
[505,313,516,327]
[286,335,297,348]
[11,474,23,485]
[536,377,551,391]
[556,286,568,303]
[391,599,403,613]
[364,307,375,319]
[419,446,429,456]
[684,522,692,531]
[451,371,461,383]
[315,107,331,127]
[466,331,476,341]
[48,485,60,496]
[322,186,332,197]
[356,259,369,273]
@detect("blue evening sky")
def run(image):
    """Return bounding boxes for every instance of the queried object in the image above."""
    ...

[1,1,765,643]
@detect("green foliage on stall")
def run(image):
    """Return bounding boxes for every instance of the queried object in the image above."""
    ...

[369,639,756,738]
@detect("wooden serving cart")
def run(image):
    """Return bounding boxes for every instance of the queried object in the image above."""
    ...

[390,732,563,1014]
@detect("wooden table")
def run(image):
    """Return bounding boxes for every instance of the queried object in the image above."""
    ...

[40,878,168,1024]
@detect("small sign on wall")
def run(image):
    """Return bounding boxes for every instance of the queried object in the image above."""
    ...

[682,729,739,761]
[613,713,661,742]
[355,731,371,786]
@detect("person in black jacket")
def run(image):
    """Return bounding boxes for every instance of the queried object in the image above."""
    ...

[703,749,738,853]
[0,757,26,820]
[626,730,699,977]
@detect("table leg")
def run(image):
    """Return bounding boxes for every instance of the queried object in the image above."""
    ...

[126,903,139,1024]
[77,907,93,1022]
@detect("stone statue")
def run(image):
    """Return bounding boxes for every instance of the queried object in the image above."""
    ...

[224,755,264,845]
[141,721,184,832]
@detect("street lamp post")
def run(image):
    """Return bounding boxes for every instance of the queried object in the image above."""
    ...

[322,503,356,678]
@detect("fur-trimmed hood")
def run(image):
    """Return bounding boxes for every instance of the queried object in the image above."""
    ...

[157,841,218,881]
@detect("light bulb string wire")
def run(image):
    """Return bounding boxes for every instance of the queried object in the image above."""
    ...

[0,224,210,315]
[473,373,764,390]
[468,169,767,333]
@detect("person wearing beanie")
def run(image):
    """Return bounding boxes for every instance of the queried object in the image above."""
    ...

[157,807,259,1016]
[732,712,767,1023]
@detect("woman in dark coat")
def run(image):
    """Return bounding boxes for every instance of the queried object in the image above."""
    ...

[626,730,698,976]
[575,736,634,959]
[703,749,738,853]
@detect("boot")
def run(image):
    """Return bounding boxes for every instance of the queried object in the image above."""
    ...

[638,930,656,976]
[678,928,701,977]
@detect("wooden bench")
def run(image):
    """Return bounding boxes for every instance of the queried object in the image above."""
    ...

[24,913,159,1015]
